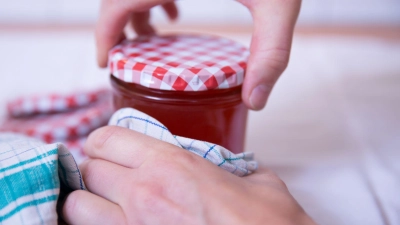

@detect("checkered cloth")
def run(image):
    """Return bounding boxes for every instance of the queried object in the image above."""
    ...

[109,35,249,91]
[2,100,111,143]
[110,108,257,176]
[1,89,114,165]
[0,133,85,225]
[7,89,109,117]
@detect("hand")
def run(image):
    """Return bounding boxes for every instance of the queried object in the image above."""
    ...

[96,0,300,110]
[95,0,177,66]
[62,126,315,225]
[237,0,301,110]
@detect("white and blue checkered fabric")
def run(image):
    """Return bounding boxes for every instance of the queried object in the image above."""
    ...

[0,133,85,225]
[109,108,258,177]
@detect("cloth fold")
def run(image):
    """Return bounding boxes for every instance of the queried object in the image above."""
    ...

[109,108,257,177]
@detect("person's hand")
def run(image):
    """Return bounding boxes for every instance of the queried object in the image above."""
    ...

[237,0,301,110]
[96,0,301,111]
[62,126,315,225]
[95,0,178,66]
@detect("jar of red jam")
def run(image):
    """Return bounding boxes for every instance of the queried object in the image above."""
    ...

[109,34,249,153]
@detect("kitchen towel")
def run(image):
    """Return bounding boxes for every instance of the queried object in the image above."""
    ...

[109,108,257,177]
[0,133,85,224]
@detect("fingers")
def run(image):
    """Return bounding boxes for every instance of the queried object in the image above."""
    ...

[62,190,125,225]
[131,11,156,35]
[162,2,179,21]
[240,0,301,110]
[96,0,176,67]
[79,159,132,203]
[130,2,178,35]
[84,126,179,169]
[96,0,131,67]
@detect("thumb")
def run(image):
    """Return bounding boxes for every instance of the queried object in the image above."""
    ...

[241,0,301,110]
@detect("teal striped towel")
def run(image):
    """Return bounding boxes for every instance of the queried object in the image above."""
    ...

[0,133,85,225]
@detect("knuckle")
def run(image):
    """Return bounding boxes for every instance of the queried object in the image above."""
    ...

[173,150,199,166]
[254,168,288,190]
[152,157,180,173]
[264,48,290,73]
[273,176,288,190]
[267,174,288,190]
[153,149,199,174]
[86,126,120,152]
[148,142,199,169]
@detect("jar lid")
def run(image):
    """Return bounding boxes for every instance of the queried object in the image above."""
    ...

[109,34,249,91]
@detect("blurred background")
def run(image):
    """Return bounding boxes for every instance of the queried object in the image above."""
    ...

[0,0,399,25]
[0,1,399,225]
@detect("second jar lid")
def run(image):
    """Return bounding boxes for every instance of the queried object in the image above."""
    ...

[109,34,249,91]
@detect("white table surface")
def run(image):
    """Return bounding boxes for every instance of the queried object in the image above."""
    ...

[0,28,399,225]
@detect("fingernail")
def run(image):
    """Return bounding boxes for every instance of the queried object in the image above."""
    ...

[249,85,270,110]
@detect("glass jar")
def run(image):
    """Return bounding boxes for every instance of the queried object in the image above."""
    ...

[109,35,249,153]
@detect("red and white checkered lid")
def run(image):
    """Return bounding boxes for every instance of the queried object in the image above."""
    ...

[109,34,249,91]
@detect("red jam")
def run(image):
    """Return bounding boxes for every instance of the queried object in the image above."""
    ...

[111,75,248,153]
